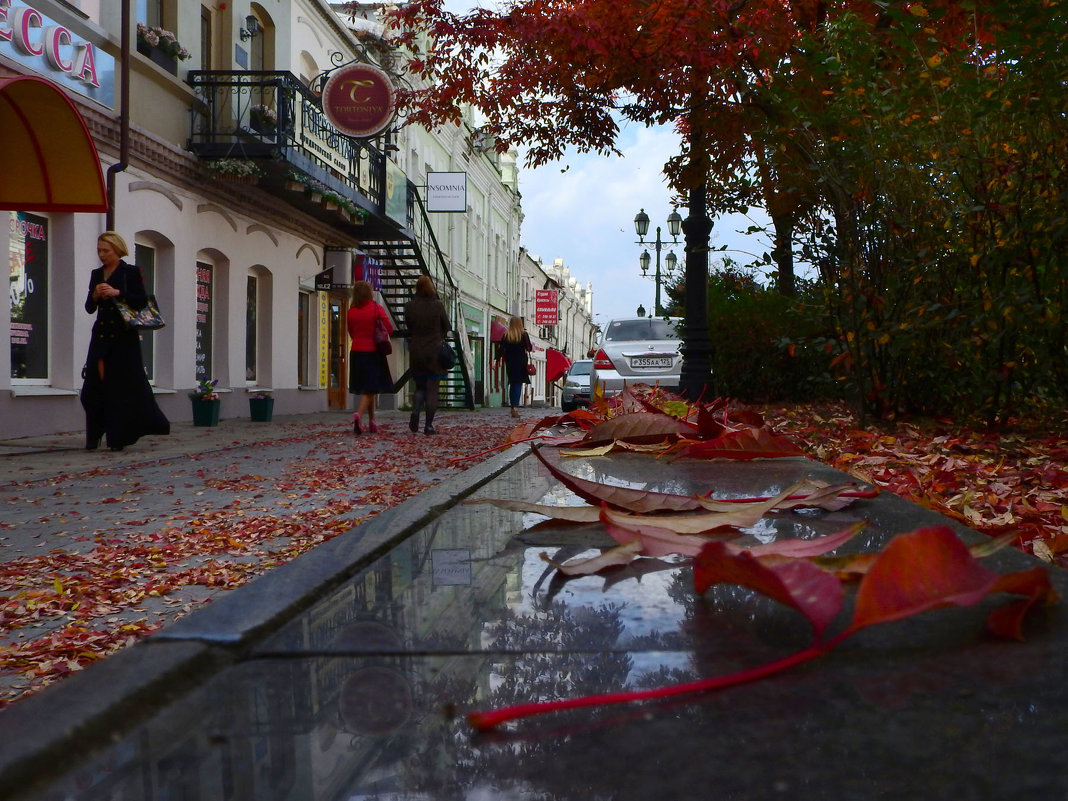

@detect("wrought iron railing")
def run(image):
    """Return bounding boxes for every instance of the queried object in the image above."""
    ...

[186,70,387,212]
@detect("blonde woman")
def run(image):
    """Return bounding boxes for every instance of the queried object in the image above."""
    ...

[497,316,532,417]
[80,231,170,451]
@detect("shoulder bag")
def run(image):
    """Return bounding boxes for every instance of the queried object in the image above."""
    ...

[114,268,166,330]
[439,340,457,370]
[373,311,392,355]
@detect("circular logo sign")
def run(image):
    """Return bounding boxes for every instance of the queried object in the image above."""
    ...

[321,63,396,138]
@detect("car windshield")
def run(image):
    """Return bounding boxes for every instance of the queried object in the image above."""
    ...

[604,319,679,342]
[569,362,592,376]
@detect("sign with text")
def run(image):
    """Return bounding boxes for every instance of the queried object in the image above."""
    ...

[321,62,395,139]
[535,289,559,326]
[194,261,213,382]
[0,0,115,107]
[426,172,467,212]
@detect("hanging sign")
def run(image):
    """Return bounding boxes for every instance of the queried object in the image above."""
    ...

[321,63,396,138]
[427,172,467,212]
[535,289,559,326]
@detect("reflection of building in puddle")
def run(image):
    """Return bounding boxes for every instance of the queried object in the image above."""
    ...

[337,665,413,736]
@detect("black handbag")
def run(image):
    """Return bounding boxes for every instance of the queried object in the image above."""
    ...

[114,268,166,330]
[439,340,457,370]
[114,295,166,330]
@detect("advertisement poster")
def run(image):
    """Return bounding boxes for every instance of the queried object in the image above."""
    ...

[9,211,49,379]
[195,261,213,381]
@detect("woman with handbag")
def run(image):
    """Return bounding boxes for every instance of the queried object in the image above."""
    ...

[403,275,451,435]
[80,231,170,451]
[347,280,394,435]
[497,316,533,418]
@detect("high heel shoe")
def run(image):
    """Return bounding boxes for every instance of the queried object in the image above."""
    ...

[352,413,362,435]
[368,420,379,433]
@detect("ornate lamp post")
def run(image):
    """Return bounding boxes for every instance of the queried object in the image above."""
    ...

[634,208,681,317]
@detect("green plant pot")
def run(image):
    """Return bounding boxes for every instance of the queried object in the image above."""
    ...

[192,399,221,427]
[249,397,274,422]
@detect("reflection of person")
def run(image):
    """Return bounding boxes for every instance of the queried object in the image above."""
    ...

[80,232,170,451]
[403,275,451,435]
[346,280,393,435]
[497,316,532,418]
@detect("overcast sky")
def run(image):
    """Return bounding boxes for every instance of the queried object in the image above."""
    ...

[515,124,774,325]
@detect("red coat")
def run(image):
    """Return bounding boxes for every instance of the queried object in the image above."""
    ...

[347,301,392,353]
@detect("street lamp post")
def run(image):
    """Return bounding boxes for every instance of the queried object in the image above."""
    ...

[634,208,681,317]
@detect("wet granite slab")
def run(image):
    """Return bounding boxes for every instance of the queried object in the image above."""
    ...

[6,448,1068,800]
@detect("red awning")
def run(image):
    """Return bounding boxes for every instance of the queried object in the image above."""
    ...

[490,319,508,342]
[546,348,572,383]
[0,76,108,212]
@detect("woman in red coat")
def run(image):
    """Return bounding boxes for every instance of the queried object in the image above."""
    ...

[347,280,393,434]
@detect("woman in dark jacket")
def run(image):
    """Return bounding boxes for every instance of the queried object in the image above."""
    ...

[403,275,451,435]
[497,316,532,417]
[80,231,170,451]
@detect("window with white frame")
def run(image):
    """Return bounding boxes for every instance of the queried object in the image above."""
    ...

[9,212,50,383]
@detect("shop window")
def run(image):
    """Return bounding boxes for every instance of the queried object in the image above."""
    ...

[134,243,157,382]
[245,274,258,382]
[137,0,164,28]
[298,291,311,386]
[8,212,49,383]
[195,260,214,383]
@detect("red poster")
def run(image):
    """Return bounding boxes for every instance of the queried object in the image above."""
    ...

[535,289,558,326]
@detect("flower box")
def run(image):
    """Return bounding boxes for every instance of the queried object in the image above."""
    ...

[192,399,221,427]
[249,396,274,422]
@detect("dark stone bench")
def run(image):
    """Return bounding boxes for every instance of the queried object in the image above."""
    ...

[3,445,1066,800]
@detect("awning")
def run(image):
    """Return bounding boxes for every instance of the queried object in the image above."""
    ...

[0,76,108,212]
[546,348,572,383]
[490,319,508,342]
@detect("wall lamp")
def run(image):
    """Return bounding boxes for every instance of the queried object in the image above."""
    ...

[239,15,260,41]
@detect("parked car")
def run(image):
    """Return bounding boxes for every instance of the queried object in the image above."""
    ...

[590,317,683,398]
[560,359,593,412]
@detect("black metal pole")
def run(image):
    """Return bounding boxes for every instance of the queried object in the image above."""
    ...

[653,225,662,317]
[680,182,713,399]
[105,0,130,230]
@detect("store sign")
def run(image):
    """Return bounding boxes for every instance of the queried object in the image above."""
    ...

[194,261,213,382]
[426,172,467,213]
[0,1,115,107]
[535,289,559,326]
[321,63,395,138]
[9,211,48,380]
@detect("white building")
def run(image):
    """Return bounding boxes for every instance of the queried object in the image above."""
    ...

[1,0,526,437]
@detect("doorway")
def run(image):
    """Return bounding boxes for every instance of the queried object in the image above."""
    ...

[327,294,349,410]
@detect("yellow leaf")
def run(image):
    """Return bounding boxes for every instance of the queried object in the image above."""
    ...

[909,3,929,16]
[926,54,942,68]
[53,578,63,595]
[970,254,980,267]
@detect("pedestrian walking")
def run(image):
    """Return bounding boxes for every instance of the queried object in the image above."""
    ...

[80,231,170,451]
[497,316,533,418]
[347,280,393,434]
[404,275,451,435]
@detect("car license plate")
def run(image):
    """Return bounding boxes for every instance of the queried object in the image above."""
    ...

[631,356,673,369]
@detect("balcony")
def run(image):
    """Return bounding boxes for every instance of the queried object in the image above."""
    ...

[186,70,413,238]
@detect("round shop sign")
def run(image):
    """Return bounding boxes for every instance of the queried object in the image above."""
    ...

[321,63,396,138]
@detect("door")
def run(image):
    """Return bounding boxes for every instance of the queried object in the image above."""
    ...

[327,294,349,410]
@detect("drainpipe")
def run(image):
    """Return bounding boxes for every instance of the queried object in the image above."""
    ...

[105,0,130,230]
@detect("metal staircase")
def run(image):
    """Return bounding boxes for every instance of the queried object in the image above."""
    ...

[363,189,475,409]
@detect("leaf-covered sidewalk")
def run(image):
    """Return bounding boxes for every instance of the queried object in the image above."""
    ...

[0,412,525,709]
[763,402,1068,566]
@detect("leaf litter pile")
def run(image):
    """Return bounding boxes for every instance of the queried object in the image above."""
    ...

[463,389,1065,731]
[0,414,525,708]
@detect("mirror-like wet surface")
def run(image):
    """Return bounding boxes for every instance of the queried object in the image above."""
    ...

[23,452,1068,800]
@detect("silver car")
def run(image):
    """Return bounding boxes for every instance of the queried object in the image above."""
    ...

[590,317,683,398]
[560,360,593,412]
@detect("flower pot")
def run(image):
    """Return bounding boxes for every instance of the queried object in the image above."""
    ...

[249,397,274,422]
[192,399,221,427]
[217,173,258,185]
[251,119,276,136]
[285,180,305,192]
[137,40,177,74]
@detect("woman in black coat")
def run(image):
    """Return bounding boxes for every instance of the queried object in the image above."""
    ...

[497,316,532,417]
[80,232,170,451]
[403,275,451,434]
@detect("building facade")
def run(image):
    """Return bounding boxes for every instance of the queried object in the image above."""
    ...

[1,0,530,438]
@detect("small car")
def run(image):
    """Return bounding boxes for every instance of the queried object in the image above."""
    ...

[590,317,683,398]
[560,360,593,412]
